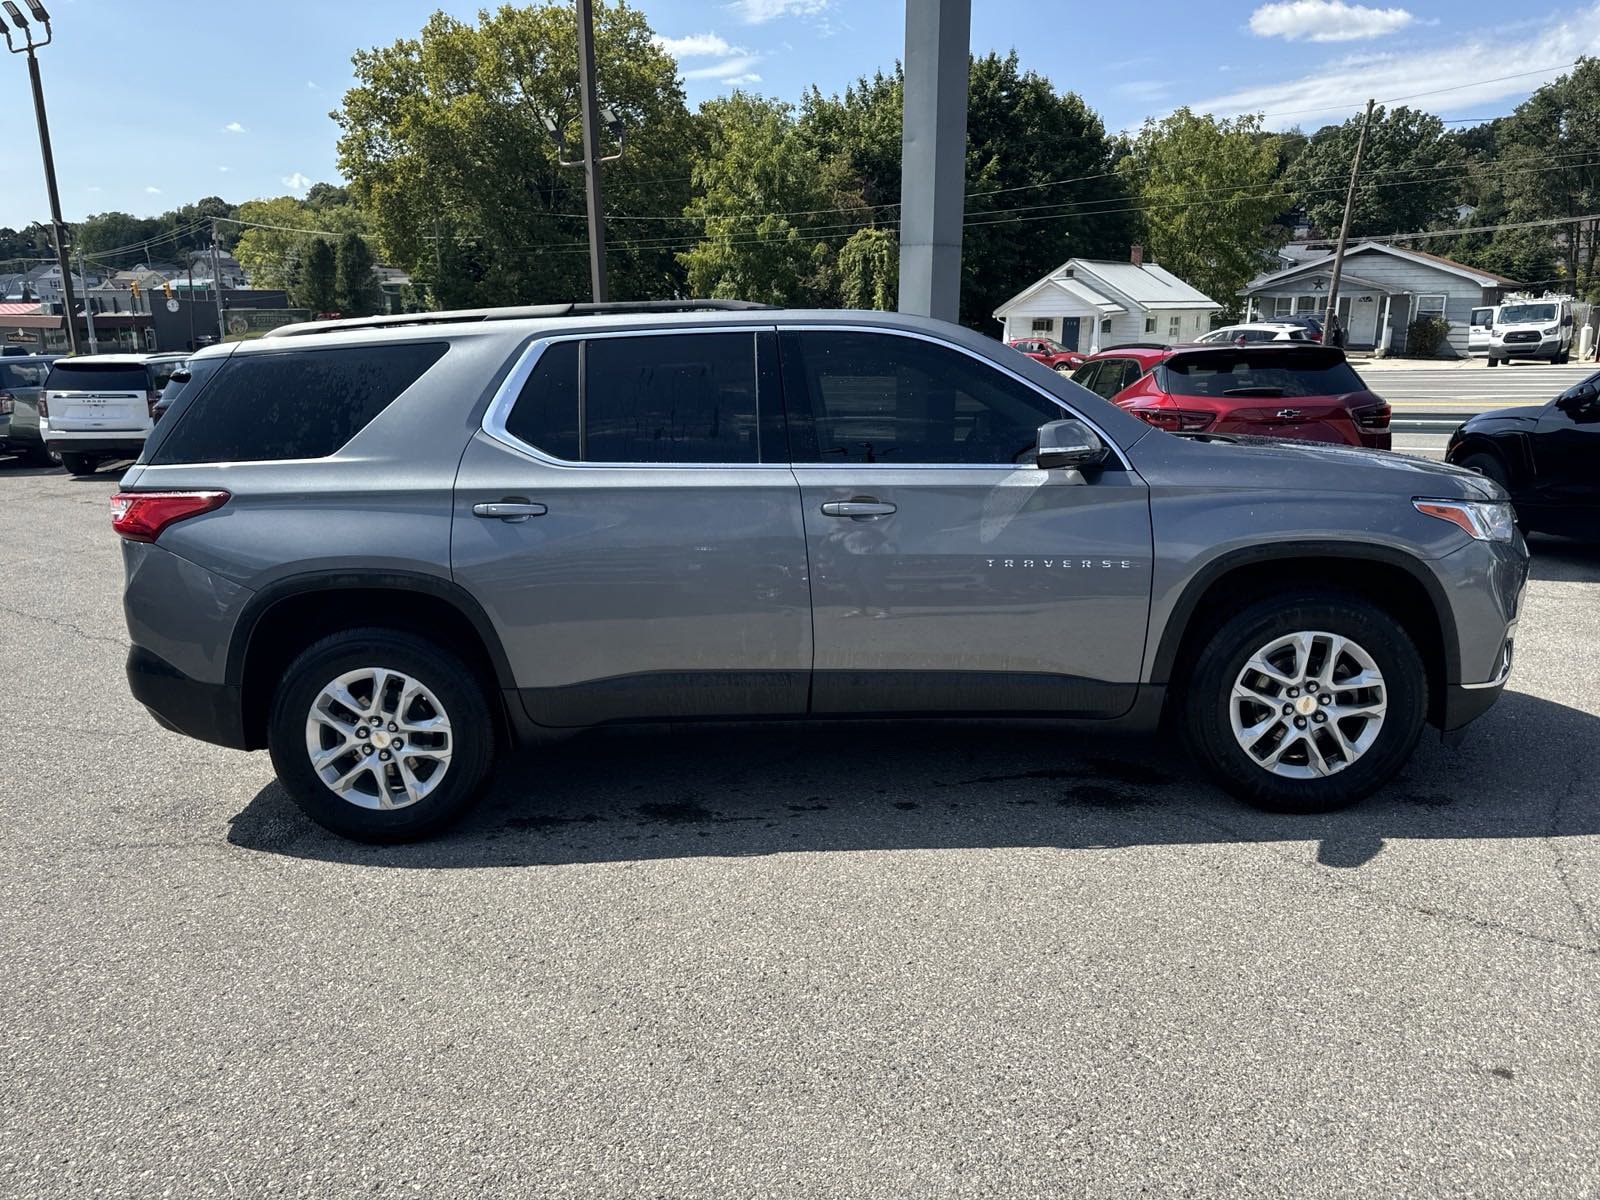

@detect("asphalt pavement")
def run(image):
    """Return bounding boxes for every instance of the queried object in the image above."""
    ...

[1358,357,1593,432]
[2,459,1598,1198]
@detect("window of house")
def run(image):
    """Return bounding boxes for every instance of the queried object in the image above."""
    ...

[1168,315,1182,339]
[505,332,762,464]
[1274,297,1293,317]
[1144,317,1157,334]
[1296,295,1321,313]
[1414,294,1447,321]
[782,330,1066,466]
[1030,317,1053,333]
[1099,317,1113,335]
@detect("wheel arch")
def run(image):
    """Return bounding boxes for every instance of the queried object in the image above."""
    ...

[1448,430,1533,491]
[228,571,518,750]
[1151,543,1458,725]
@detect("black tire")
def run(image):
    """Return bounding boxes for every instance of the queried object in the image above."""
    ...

[1183,595,1427,814]
[1457,450,1510,490]
[1054,363,1074,375]
[268,628,497,842]
[59,452,98,476]
[1486,355,1499,367]
[22,441,58,467]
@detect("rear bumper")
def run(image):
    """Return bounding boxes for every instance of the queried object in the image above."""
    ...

[44,435,148,454]
[127,644,249,750]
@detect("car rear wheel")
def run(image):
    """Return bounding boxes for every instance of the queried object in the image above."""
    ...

[268,628,497,842]
[1054,363,1074,375]
[1457,450,1509,489]
[1183,596,1426,814]
[1486,355,1499,368]
[59,453,99,476]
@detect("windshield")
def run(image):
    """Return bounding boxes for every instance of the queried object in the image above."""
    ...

[45,361,150,393]
[1163,350,1366,398]
[1499,303,1557,324]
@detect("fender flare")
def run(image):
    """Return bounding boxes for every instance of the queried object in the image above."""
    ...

[225,570,517,690]
[1148,541,1460,685]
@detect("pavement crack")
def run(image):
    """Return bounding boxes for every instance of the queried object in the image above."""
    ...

[0,602,128,651]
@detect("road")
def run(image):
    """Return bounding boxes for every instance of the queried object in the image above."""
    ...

[3,460,1599,1198]
[1358,358,1592,433]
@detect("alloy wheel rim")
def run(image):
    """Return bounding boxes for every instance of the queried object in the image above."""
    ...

[304,667,453,810]
[1228,631,1387,780]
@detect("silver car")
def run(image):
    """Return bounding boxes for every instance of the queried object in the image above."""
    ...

[0,354,61,465]
[113,302,1527,842]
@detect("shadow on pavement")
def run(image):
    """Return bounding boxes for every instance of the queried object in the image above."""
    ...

[1527,534,1600,583]
[228,688,1599,872]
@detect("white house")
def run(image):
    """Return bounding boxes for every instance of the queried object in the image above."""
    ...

[993,250,1222,352]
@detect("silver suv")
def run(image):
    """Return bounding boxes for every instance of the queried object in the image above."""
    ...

[114,302,1527,842]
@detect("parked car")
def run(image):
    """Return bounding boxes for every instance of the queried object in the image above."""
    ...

[115,301,1523,842]
[1468,305,1495,357]
[1071,343,1392,448]
[41,354,166,476]
[1196,323,1312,346]
[1007,337,1085,373]
[1446,370,1599,538]
[1487,295,1574,366]
[1271,314,1345,345]
[0,354,60,464]
[148,356,192,424]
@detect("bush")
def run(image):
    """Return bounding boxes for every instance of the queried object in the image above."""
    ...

[1406,315,1451,358]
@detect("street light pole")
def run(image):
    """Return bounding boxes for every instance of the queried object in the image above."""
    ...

[3,0,82,355]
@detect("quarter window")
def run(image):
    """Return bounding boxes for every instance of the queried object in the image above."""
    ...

[784,330,1067,466]
[503,332,761,464]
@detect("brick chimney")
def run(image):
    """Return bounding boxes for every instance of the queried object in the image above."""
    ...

[1130,243,1144,267]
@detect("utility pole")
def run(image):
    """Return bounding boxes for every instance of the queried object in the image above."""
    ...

[574,0,608,302]
[4,1,81,354]
[210,221,226,343]
[185,261,196,349]
[1324,98,1375,350]
[75,244,97,352]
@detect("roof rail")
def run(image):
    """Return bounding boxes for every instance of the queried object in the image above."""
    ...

[262,298,779,339]
[1102,342,1172,351]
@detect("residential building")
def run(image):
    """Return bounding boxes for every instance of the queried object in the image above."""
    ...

[1240,241,1520,357]
[992,249,1222,352]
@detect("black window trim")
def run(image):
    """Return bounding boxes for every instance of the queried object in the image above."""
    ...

[482,325,786,470]
[778,325,1132,471]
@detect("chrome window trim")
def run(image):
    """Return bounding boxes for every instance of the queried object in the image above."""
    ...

[480,320,1131,472]
[481,325,788,471]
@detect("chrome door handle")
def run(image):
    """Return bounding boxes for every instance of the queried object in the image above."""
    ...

[820,500,896,518]
[472,500,547,522]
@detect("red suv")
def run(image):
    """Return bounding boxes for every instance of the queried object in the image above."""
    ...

[1007,337,1085,374]
[1069,343,1391,449]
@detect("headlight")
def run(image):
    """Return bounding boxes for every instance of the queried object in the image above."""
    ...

[1542,325,1559,336]
[1414,499,1517,542]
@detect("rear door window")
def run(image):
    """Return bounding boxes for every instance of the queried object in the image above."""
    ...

[502,331,765,464]
[0,363,46,389]
[1163,351,1365,398]
[148,342,447,465]
[45,362,149,393]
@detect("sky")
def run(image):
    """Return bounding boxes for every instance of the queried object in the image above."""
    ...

[2,0,1598,230]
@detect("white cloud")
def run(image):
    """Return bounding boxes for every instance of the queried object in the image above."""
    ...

[144,186,162,195]
[725,73,763,85]
[306,80,319,90]
[728,0,830,25]
[1249,0,1415,43]
[218,166,230,173]
[1191,4,1596,127]
[683,54,764,81]
[86,185,102,193]
[653,32,735,57]
[222,121,246,133]
[282,172,312,192]
[1115,80,1172,102]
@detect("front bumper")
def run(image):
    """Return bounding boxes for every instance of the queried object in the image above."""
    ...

[1491,338,1560,360]
[1439,635,1514,731]
[127,645,250,750]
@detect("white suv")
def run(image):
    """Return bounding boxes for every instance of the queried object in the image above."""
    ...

[41,354,179,476]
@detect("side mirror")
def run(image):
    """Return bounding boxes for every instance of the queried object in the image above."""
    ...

[1036,418,1108,470]
[1557,382,1597,413]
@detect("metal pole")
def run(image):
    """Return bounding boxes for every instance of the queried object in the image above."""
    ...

[897,0,971,323]
[211,224,226,342]
[22,47,80,354]
[186,261,196,349]
[76,245,98,352]
[574,0,608,302]
[1324,98,1375,348]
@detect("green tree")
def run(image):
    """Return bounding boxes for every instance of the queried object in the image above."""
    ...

[836,226,898,309]
[678,94,835,304]
[1286,105,1461,237]
[335,231,382,315]
[295,238,338,313]
[232,194,366,291]
[1119,108,1287,320]
[336,2,695,307]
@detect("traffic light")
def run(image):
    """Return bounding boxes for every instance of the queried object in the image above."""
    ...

[162,281,172,300]
[129,280,140,300]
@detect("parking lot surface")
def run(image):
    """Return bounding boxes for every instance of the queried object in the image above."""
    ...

[3,458,1598,1198]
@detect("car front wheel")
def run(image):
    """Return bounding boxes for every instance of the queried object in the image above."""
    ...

[1184,596,1426,813]
[268,628,497,842]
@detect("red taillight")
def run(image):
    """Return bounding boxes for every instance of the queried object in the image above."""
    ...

[1352,402,1391,430]
[1134,407,1213,432]
[0,390,13,415]
[110,491,229,543]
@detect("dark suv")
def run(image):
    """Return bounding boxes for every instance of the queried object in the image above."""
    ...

[115,302,1525,841]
